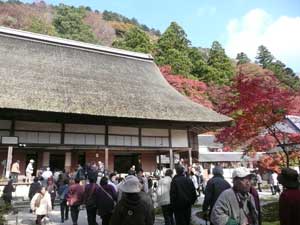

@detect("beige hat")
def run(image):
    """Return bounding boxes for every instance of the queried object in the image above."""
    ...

[119,175,142,193]
[232,167,252,179]
[29,159,35,163]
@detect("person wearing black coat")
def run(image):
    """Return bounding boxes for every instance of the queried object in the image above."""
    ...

[2,179,15,205]
[202,166,231,225]
[170,165,197,225]
[28,177,41,200]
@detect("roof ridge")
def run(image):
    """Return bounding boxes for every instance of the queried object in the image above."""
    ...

[0,26,153,61]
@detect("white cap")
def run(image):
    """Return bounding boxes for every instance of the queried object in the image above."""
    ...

[232,167,252,179]
[119,175,141,193]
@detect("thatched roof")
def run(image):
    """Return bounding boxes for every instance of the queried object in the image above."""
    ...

[0,27,231,125]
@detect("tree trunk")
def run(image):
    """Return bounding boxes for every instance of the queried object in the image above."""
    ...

[283,147,290,168]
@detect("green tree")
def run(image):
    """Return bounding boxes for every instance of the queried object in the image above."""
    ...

[236,52,250,65]
[156,22,190,55]
[162,49,193,75]
[155,22,192,76]
[27,17,57,36]
[53,4,97,43]
[112,27,153,53]
[187,47,210,79]
[255,45,274,68]
[268,60,300,90]
[207,41,235,85]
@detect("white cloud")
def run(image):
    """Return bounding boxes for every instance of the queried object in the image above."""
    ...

[225,8,300,72]
[197,6,216,17]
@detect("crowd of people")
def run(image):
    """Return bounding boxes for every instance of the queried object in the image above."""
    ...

[1,160,300,225]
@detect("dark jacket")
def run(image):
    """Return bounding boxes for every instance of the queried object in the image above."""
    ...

[250,186,261,225]
[170,174,197,210]
[110,192,154,225]
[28,182,41,200]
[84,183,99,208]
[279,188,300,225]
[202,175,231,214]
[58,184,69,203]
[97,184,117,216]
[2,182,15,203]
[47,183,57,199]
[76,166,86,180]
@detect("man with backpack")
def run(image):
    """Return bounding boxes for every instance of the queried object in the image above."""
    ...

[110,175,154,225]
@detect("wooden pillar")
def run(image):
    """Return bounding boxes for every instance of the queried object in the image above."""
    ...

[188,148,192,167]
[5,146,13,178]
[65,152,71,172]
[105,148,109,170]
[158,154,162,169]
[42,152,50,167]
[169,149,174,170]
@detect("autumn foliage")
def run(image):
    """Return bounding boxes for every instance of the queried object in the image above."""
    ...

[259,151,300,173]
[160,65,213,108]
[214,64,300,168]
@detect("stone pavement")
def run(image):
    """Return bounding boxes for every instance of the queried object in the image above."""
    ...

[5,190,278,225]
[5,207,165,225]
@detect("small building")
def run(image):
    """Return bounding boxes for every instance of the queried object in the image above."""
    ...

[0,27,231,177]
[198,134,263,179]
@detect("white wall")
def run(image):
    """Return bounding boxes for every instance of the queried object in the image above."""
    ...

[171,129,188,147]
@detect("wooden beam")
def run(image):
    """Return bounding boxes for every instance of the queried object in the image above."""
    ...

[188,148,192,167]
[105,148,109,170]
[169,148,174,170]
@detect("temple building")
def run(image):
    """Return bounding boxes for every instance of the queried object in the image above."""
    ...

[0,27,231,176]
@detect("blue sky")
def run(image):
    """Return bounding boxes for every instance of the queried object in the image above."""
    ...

[23,0,300,72]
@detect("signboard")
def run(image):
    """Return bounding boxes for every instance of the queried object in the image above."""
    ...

[1,136,18,145]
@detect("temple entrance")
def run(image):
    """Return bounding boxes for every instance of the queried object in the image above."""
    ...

[50,153,65,172]
[78,152,86,167]
[114,153,141,173]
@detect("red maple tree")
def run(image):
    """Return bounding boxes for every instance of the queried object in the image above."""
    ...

[160,65,213,108]
[214,64,300,169]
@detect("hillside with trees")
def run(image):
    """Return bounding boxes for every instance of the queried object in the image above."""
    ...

[1,0,300,170]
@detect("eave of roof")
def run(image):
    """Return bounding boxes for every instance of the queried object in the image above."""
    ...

[0,26,153,61]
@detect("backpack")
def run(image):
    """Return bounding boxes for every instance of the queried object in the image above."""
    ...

[118,200,147,225]
[58,185,68,201]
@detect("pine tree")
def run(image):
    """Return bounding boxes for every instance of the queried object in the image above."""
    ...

[155,22,192,76]
[236,52,250,65]
[207,41,235,85]
[53,4,97,43]
[112,27,153,54]
[255,45,274,68]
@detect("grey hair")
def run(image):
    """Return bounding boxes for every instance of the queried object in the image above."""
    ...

[213,166,224,176]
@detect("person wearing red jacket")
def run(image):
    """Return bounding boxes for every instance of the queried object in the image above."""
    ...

[277,168,300,225]
[67,178,84,225]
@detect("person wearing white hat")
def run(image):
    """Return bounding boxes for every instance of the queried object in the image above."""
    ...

[210,167,258,225]
[26,159,35,183]
[110,175,154,225]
